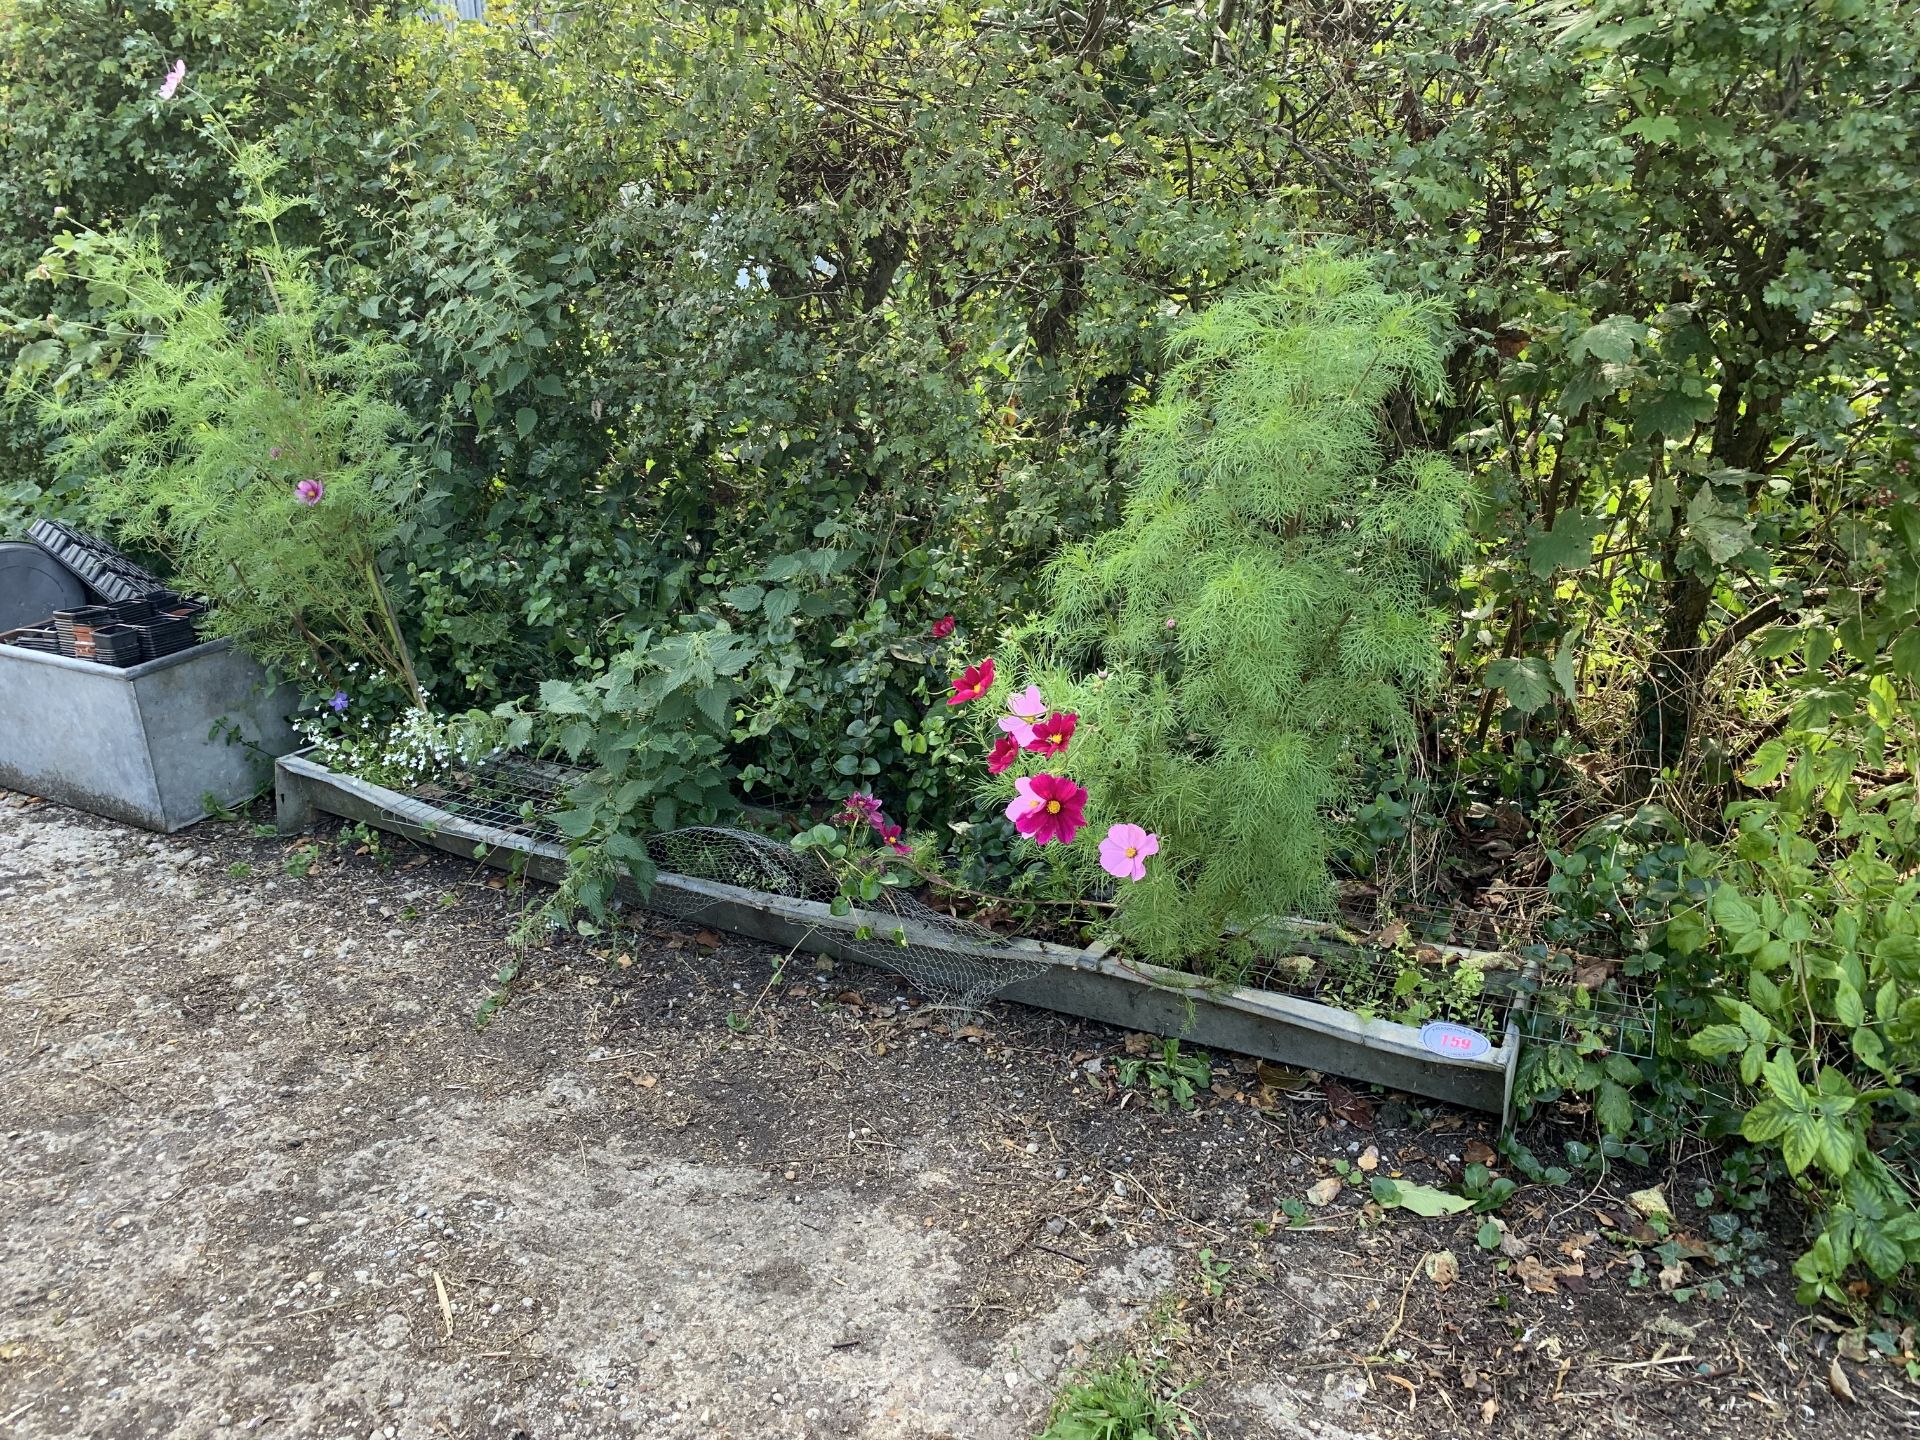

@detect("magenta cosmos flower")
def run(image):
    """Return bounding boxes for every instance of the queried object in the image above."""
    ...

[1098,823,1159,881]
[158,59,186,100]
[1008,773,1087,846]
[294,478,325,506]
[931,614,955,639]
[1023,711,1077,757]
[947,657,995,705]
[987,733,1020,774]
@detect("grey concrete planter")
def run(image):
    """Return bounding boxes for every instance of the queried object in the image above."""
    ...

[1,638,299,832]
[275,749,1523,1118]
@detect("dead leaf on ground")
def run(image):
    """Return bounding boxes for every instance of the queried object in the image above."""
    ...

[1357,1145,1380,1172]
[1828,1357,1856,1403]
[1372,918,1410,948]
[1323,1078,1375,1129]
[1123,1031,1155,1057]
[694,929,724,949]
[1256,1062,1312,1093]
[1306,1176,1344,1207]
[1558,1231,1598,1260]
[1480,1398,1500,1425]
[1571,954,1619,990]
[1424,1250,1460,1290]
[1657,1261,1689,1293]
[1514,1254,1584,1294]
[1628,1186,1673,1227]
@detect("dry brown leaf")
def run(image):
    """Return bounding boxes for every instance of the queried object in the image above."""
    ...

[1123,1031,1154,1057]
[1424,1250,1460,1290]
[1515,1255,1561,1293]
[1558,1231,1598,1259]
[1306,1176,1344,1208]
[1839,1330,1871,1364]
[1828,1357,1857,1403]
[1464,1140,1497,1167]
[1256,1062,1312,1093]
[1357,1145,1381,1172]
[633,1074,657,1089]
[1657,1261,1689,1293]
[1323,1078,1375,1129]
[1480,1398,1500,1425]
[694,929,724,949]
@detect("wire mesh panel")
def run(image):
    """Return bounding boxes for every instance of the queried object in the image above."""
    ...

[638,826,1053,1010]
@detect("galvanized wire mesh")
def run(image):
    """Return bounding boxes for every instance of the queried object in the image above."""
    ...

[637,825,1052,1011]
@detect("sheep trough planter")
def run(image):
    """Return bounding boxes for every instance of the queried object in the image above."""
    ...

[1,637,299,832]
[275,748,1526,1119]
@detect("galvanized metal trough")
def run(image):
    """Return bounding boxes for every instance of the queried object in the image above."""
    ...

[2,638,299,832]
[275,749,1523,1118]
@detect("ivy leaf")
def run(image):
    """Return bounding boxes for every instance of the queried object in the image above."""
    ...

[1524,510,1608,576]
[1485,656,1556,714]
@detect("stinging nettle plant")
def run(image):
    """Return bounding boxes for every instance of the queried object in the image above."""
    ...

[1021,253,1474,969]
[13,129,426,708]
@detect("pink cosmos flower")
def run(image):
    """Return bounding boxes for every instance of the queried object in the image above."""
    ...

[1013,773,1087,847]
[996,682,1047,745]
[294,478,325,506]
[158,59,186,100]
[1005,775,1041,826]
[1098,823,1159,882]
[1023,711,1077,757]
[931,614,955,639]
[947,657,995,705]
[987,733,1020,775]
[1007,684,1046,720]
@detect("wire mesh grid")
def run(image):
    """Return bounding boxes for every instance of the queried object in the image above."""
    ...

[410,754,581,842]
[1248,927,1526,1036]
[388,756,1642,1031]
[397,757,1051,1010]
[1517,975,1660,1061]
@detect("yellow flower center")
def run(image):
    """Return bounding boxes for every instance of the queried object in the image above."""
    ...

[1046,800,1061,814]
[1124,845,1138,858]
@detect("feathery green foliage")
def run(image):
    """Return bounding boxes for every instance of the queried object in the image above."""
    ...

[1020,255,1472,967]
[16,136,424,704]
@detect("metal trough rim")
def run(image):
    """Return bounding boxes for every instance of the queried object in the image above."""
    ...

[275,749,1523,1119]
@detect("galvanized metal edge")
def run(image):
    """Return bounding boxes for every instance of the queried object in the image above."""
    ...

[276,750,1520,1119]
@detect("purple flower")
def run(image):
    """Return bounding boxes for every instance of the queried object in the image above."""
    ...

[294,478,324,506]
[157,59,186,101]
[329,691,350,714]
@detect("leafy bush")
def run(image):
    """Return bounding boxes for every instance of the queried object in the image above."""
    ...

[488,624,760,929]
[1007,255,1473,966]
[17,135,425,703]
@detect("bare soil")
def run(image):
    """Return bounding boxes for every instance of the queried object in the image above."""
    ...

[2,792,1914,1440]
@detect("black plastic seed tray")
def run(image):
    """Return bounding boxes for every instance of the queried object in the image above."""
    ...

[131,617,198,659]
[89,624,144,666]
[28,519,167,603]
[111,597,157,624]
[1,627,58,653]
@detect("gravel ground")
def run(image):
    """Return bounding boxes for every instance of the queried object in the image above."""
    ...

[2,790,1914,1440]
